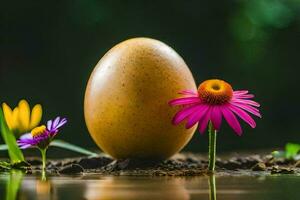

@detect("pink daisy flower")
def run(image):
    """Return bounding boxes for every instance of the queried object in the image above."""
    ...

[169,79,261,171]
[169,79,261,172]
[169,79,261,135]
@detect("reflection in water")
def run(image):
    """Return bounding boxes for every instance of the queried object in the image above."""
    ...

[84,177,190,200]
[5,170,23,200]
[209,175,216,200]
[34,180,55,200]
[0,171,56,200]
[1,172,300,199]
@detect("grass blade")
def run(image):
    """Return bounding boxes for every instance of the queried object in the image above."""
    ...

[50,139,98,156]
[0,108,25,164]
[0,161,11,171]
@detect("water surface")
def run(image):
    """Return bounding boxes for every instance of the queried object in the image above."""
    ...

[0,172,299,200]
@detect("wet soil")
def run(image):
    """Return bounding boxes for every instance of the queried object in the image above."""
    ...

[13,152,300,176]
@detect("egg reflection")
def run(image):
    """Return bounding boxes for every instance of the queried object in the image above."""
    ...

[84,177,190,200]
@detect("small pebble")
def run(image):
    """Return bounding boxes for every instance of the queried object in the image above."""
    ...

[252,162,266,171]
[271,166,294,174]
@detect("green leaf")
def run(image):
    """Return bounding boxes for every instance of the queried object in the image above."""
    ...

[50,139,98,156]
[0,108,25,164]
[0,144,8,150]
[285,143,300,159]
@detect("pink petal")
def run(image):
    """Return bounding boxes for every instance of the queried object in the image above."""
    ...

[185,105,209,129]
[172,104,202,125]
[221,106,242,136]
[233,94,255,99]
[210,106,222,131]
[231,102,261,118]
[231,98,260,107]
[178,90,198,96]
[233,90,249,95]
[232,101,260,112]
[169,97,201,106]
[198,107,212,134]
[229,104,256,128]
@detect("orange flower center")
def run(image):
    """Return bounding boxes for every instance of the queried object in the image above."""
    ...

[198,79,233,105]
[31,125,46,137]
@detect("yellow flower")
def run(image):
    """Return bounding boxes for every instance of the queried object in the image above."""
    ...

[2,99,42,135]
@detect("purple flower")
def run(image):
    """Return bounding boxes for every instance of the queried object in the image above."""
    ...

[18,117,67,149]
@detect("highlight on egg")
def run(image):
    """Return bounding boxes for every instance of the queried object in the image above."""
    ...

[84,37,197,160]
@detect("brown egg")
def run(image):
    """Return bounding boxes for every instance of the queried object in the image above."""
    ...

[84,38,197,159]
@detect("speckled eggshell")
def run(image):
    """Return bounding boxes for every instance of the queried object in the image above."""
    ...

[84,38,197,159]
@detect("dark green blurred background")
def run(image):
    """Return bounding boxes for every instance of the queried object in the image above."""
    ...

[1,0,300,154]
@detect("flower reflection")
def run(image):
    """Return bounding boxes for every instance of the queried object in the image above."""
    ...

[84,177,190,200]
[18,178,56,200]
[35,180,54,200]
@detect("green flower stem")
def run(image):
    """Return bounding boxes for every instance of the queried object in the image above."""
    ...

[40,148,47,181]
[208,122,217,171]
